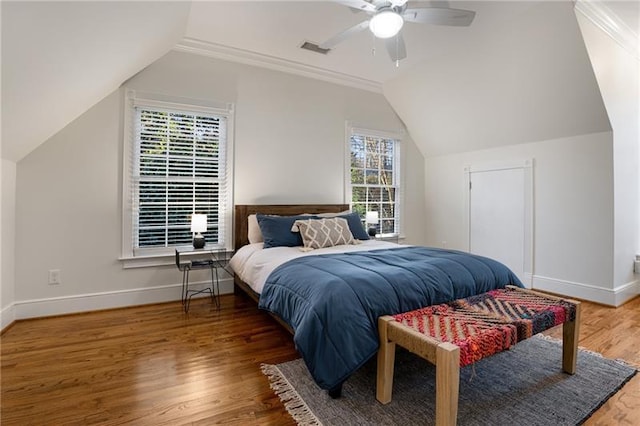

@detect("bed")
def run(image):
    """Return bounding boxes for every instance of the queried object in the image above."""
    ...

[230,204,523,397]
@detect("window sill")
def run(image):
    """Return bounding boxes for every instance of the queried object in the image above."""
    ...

[373,234,394,243]
[119,253,176,269]
[119,246,232,269]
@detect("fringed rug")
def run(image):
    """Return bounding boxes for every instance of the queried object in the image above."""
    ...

[262,336,637,425]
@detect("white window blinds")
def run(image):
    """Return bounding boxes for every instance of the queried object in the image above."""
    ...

[130,101,230,254]
[348,127,401,236]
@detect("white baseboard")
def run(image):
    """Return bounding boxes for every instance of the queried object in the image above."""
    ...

[1,303,16,331]
[533,275,640,306]
[612,279,640,306]
[11,277,234,321]
[5,274,638,330]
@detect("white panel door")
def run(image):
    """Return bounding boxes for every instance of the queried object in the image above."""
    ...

[469,168,527,286]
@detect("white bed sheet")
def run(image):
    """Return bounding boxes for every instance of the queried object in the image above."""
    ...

[229,240,402,294]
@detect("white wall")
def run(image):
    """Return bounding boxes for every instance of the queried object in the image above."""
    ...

[13,51,426,319]
[380,0,637,305]
[424,131,625,305]
[124,51,424,209]
[575,9,640,302]
[1,159,16,329]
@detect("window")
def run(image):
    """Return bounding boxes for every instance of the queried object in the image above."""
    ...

[123,91,233,259]
[347,126,401,235]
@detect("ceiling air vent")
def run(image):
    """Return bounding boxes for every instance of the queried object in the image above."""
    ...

[300,41,331,55]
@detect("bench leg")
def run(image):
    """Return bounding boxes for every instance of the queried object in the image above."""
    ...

[435,343,460,426]
[377,316,396,404]
[562,300,581,374]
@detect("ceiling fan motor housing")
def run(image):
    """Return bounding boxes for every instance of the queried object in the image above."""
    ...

[369,8,405,39]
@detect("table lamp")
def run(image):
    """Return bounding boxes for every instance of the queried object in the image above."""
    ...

[191,214,207,249]
[365,211,379,237]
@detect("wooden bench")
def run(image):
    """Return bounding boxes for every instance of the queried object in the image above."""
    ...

[376,286,581,426]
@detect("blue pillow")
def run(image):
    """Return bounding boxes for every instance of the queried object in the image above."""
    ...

[336,212,369,240]
[257,214,316,248]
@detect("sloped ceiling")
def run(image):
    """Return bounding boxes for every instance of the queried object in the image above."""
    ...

[3,0,535,162]
[1,1,191,162]
[383,1,612,156]
[2,1,625,162]
[607,1,639,34]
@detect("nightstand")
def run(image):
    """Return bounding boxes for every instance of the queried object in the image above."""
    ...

[175,247,232,313]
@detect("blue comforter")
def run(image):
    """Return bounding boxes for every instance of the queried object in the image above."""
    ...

[258,246,523,390]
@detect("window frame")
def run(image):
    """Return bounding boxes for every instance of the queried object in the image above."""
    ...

[121,90,234,266]
[345,123,403,237]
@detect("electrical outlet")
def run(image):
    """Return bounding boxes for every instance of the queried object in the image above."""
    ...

[442,241,447,248]
[48,269,61,285]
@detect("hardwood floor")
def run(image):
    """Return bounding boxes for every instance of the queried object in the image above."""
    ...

[1,293,639,425]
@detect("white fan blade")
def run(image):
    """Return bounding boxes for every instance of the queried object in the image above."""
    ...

[319,20,370,49]
[403,7,475,26]
[335,0,377,13]
[385,32,407,62]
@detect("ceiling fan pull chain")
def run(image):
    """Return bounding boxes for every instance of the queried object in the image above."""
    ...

[395,36,400,67]
[371,33,376,57]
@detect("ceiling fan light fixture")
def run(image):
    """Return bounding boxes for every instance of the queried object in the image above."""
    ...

[369,10,404,39]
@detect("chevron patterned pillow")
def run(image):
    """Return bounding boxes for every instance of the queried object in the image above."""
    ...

[292,218,356,251]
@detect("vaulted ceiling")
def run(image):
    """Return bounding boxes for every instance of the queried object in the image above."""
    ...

[1,1,191,161]
[181,1,537,86]
[1,1,636,162]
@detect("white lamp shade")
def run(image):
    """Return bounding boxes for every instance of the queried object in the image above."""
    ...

[369,10,404,39]
[190,214,207,233]
[365,211,379,224]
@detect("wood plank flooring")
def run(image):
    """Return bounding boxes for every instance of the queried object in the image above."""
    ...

[1,293,639,425]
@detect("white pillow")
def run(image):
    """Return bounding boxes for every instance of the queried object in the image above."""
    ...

[248,214,263,244]
[316,210,351,218]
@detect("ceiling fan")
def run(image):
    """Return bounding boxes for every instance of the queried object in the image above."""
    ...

[318,0,476,63]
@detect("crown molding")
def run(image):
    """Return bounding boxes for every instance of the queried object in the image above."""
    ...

[173,37,383,94]
[574,0,639,60]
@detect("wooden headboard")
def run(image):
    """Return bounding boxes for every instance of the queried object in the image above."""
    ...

[234,204,349,250]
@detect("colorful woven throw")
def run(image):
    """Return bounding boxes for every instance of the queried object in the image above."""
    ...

[392,288,577,367]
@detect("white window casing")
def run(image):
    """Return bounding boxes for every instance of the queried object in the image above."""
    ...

[121,90,234,267]
[345,122,404,237]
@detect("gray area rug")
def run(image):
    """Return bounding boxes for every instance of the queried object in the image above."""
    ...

[262,336,637,425]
